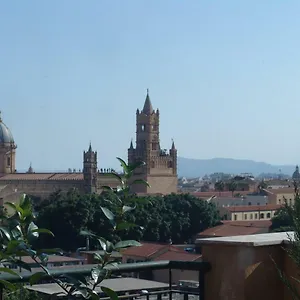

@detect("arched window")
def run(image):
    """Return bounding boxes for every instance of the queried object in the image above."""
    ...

[244,214,247,220]
[7,157,11,167]
[141,125,146,131]
[260,213,265,219]
[250,214,253,220]
[255,213,258,219]
[234,214,237,221]
[266,213,271,218]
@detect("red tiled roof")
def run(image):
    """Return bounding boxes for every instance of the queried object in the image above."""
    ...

[0,173,83,181]
[191,191,250,198]
[264,188,295,195]
[198,220,272,238]
[154,250,201,262]
[21,255,82,264]
[121,243,181,259]
[226,204,282,212]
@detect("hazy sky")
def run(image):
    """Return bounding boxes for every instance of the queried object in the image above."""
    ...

[0,1,299,172]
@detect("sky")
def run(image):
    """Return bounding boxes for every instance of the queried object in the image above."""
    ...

[0,1,300,172]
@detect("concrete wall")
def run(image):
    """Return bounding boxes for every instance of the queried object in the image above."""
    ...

[198,232,299,300]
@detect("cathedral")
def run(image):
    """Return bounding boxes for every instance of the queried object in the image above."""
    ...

[0,91,178,203]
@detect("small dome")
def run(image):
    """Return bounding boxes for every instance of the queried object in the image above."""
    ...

[0,115,14,144]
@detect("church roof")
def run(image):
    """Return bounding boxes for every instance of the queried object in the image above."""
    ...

[0,113,14,144]
[0,173,84,181]
[142,89,154,115]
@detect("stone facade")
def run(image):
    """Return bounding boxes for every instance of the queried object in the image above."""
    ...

[0,91,178,202]
[128,90,178,194]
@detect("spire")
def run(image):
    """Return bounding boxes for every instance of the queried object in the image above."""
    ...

[129,139,134,149]
[171,139,176,150]
[142,89,153,115]
[88,142,92,152]
[0,111,2,122]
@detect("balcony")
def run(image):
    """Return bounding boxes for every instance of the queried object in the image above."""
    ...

[0,260,210,299]
[0,231,299,299]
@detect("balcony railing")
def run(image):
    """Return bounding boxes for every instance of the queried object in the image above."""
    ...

[0,260,211,299]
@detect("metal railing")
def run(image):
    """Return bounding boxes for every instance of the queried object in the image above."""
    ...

[0,260,211,299]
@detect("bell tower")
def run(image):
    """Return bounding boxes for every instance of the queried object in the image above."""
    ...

[128,90,178,194]
[0,112,17,174]
[83,143,97,193]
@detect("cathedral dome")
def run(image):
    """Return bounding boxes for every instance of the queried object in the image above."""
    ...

[0,114,14,145]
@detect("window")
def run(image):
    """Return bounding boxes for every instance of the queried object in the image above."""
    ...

[7,157,10,167]
[250,214,253,220]
[248,202,251,206]
[244,214,247,220]
[152,143,157,150]
[266,213,271,218]
[289,199,292,206]
[168,161,173,168]
[141,125,146,131]
[260,213,265,219]
[151,161,155,168]
[234,214,237,221]
[255,213,258,219]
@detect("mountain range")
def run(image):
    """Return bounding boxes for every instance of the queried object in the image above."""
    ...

[178,157,296,178]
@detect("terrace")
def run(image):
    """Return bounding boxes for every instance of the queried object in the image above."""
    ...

[0,231,299,299]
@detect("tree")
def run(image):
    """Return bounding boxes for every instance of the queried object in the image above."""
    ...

[215,181,225,195]
[270,205,293,232]
[227,180,237,196]
[273,183,300,298]
[0,157,148,299]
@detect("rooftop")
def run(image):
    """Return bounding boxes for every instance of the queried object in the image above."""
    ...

[197,231,294,247]
[226,204,282,212]
[0,173,84,181]
[198,220,272,238]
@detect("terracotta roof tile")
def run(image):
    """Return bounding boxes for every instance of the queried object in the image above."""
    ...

[0,173,83,181]
[154,250,201,262]
[121,243,181,258]
[264,188,295,195]
[198,220,272,238]
[191,191,250,198]
[21,255,83,264]
[226,204,282,212]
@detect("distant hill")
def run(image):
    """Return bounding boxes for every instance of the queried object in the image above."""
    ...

[177,157,295,178]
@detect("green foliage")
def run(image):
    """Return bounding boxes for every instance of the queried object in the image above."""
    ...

[35,190,220,250]
[273,183,300,299]
[0,157,147,299]
[271,205,294,232]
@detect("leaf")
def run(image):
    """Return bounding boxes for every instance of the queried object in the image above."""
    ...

[27,222,39,240]
[97,237,107,251]
[101,286,119,300]
[0,227,11,241]
[128,161,146,172]
[105,240,114,254]
[101,186,113,191]
[91,267,108,285]
[116,157,129,173]
[12,259,32,272]
[29,272,45,285]
[80,230,97,238]
[0,279,17,291]
[114,240,141,249]
[104,172,124,185]
[31,228,54,237]
[38,253,49,265]
[131,179,150,187]
[122,205,136,214]
[93,253,103,264]
[0,267,21,278]
[100,207,115,222]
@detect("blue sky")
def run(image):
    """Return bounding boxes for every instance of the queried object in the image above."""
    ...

[0,1,299,171]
